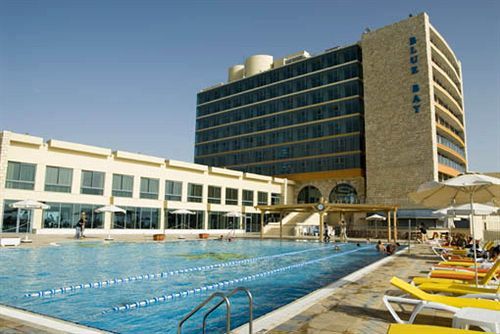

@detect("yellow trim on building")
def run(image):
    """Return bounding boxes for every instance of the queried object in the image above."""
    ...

[429,25,461,77]
[197,60,361,107]
[438,163,461,177]
[277,168,364,181]
[433,83,463,115]
[430,44,462,89]
[437,143,467,165]
[436,123,466,147]
[431,62,462,100]
[223,150,362,168]
[196,95,361,133]
[196,132,361,158]
[434,102,464,131]
[196,113,361,145]
[196,77,362,120]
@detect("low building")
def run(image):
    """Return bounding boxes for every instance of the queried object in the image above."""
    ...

[0,131,293,235]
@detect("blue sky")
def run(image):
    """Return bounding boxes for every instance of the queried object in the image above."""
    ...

[1,0,499,172]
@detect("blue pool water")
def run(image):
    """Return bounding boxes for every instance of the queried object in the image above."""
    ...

[0,240,385,333]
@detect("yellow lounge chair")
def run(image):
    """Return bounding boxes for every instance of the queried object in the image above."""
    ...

[383,277,500,325]
[429,269,489,279]
[417,282,500,298]
[387,323,493,334]
[413,260,499,286]
[439,261,481,267]
[438,261,477,267]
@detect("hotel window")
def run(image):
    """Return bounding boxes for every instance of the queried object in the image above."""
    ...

[257,191,268,205]
[166,209,204,229]
[5,161,36,190]
[112,174,133,198]
[271,193,281,205]
[208,186,221,204]
[188,183,203,203]
[225,188,238,205]
[45,166,72,193]
[113,206,159,229]
[81,170,104,195]
[165,180,182,201]
[140,177,159,199]
[208,211,239,229]
[242,190,254,206]
[43,202,103,229]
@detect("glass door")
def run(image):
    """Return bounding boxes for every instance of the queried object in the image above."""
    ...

[1,202,30,233]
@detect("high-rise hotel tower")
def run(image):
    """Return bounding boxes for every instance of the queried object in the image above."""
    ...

[195,13,467,208]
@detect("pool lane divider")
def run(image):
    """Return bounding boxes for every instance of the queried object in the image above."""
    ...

[107,245,371,312]
[25,243,348,298]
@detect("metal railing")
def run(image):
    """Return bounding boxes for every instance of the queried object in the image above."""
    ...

[177,287,253,334]
[203,287,253,334]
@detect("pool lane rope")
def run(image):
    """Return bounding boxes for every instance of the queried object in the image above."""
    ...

[108,246,371,312]
[25,243,347,298]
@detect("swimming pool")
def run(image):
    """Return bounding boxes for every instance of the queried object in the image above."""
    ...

[0,240,385,333]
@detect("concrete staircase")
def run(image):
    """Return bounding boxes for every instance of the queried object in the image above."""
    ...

[263,212,320,237]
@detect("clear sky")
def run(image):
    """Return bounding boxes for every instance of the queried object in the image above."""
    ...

[1,0,499,172]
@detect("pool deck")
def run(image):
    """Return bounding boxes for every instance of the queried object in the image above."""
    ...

[265,243,451,334]
[0,314,55,334]
[0,236,451,333]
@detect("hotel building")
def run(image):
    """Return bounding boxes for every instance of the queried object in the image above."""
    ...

[0,131,292,234]
[0,13,468,237]
[195,13,467,212]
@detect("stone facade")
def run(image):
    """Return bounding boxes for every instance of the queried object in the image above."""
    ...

[362,13,437,207]
[292,177,365,204]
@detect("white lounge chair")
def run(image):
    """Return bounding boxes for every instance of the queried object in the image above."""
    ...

[383,277,500,331]
[0,237,21,247]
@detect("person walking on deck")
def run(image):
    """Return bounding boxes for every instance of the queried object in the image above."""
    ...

[339,219,348,242]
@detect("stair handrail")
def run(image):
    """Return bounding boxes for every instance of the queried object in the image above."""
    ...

[177,292,231,334]
[202,287,253,334]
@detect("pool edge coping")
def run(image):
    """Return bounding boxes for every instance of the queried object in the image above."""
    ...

[0,303,113,334]
[233,247,407,333]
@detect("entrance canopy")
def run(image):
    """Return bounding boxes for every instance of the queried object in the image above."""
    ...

[256,202,399,242]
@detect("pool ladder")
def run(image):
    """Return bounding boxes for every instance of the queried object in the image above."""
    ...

[177,286,253,334]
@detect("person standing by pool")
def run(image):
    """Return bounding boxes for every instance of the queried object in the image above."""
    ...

[75,217,83,239]
[419,223,428,242]
[78,212,87,238]
[339,220,347,242]
[323,223,330,242]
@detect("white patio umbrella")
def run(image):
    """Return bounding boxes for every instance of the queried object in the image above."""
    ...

[10,200,50,243]
[433,203,499,217]
[410,173,500,285]
[433,203,499,244]
[172,209,195,229]
[224,211,245,218]
[95,205,126,241]
[366,214,386,238]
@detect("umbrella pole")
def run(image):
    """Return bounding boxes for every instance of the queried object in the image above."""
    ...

[470,192,479,286]
[105,212,113,241]
[24,209,31,241]
[16,208,20,234]
[408,218,411,254]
